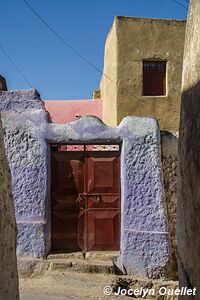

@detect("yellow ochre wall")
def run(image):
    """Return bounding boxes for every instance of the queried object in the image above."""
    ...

[100,17,186,131]
[100,20,118,126]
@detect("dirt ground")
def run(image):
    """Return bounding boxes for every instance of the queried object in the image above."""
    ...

[19,268,179,300]
[19,270,132,300]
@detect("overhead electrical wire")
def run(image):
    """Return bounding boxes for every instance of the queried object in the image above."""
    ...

[171,0,188,10]
[0,0,186,128]
[22,0,113,84]
[22,0,171,109]
[0,43,67,123]
[0,44,32,88]
[152,0,167,18]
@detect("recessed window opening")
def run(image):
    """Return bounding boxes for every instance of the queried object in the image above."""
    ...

[143,61,166,96]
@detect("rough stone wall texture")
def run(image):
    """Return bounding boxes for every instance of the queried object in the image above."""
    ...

[178,0,200,298]
[0,89,170,279]
[100,17,186,131]
[0,114,19,299]
[161,132,178,280]
[0,89,50,259]
[50,116,169,279]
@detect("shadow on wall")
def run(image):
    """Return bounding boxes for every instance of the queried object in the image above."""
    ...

[0,117,19,299]
[161,131,178,280]
[178,81,200,298]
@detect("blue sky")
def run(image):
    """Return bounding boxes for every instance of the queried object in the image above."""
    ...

[1,0,188,100]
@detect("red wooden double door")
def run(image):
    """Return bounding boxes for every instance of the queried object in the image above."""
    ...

[51,144,121,253]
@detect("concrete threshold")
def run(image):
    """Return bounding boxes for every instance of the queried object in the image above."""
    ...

[48,251,119,261]
[17,251,120,278]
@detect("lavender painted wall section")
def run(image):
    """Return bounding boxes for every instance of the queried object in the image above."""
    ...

[0,89,169,278]
[0,89,49,258]
[49,117,169,278]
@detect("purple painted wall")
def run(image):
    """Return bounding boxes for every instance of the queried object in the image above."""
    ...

[0,89,49,258]
[0,89,169,278]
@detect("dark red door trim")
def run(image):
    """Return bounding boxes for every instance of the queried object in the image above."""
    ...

[51,144,121,253]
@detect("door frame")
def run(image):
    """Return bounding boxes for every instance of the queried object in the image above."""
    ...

[43,116,168,278]
[50,140,122,254]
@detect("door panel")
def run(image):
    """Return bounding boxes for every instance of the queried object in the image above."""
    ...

[84,151,120,251]
[77,208,85,251]
[51,145,121,253]
[51,151,84,252]
[86,155,120,193]
[87,210,120,251]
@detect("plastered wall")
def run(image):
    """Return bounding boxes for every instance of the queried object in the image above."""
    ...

[161,132,178,280]
[100,17,186,131]
[0,89,170,279]
[178,0,200,298]
[0,112,19,299]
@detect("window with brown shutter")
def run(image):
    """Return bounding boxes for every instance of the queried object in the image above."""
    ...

[143,61,166,96]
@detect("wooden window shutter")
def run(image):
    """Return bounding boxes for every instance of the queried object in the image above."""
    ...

[143,61,166,96]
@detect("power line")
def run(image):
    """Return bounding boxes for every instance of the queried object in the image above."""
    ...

[22,0,169,109]
[171,0,188,10]
[0,42,67,123]
[0,44,32,88]
[23,0,154,106]
[0,1,180,126]
[153,0,167,17]
[0,42,179,126]
[22,0,111,82]
[184,0,190,7]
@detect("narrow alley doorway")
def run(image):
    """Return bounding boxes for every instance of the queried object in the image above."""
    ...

[51,143,121,253]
